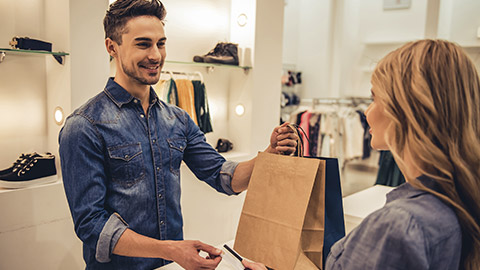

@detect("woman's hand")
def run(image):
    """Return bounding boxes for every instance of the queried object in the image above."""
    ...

[242,259,268,270]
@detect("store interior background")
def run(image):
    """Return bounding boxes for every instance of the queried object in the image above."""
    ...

[1,0,479,268]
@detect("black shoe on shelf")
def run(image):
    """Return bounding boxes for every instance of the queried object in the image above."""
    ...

[193,42,226,63]
[204,42,239,66]
[0,153,35,176]
[0,153,58,189]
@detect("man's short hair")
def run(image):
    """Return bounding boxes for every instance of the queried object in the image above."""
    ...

[104,0,166,45]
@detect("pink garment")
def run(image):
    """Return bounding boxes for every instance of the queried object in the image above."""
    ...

[300,111,312,156]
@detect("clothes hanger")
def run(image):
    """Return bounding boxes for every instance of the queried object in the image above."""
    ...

[194,71,204,83]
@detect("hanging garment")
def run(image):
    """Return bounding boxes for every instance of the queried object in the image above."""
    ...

[175,79,198,125]
[375,151,406,187]
[167,79,179,106]
[342,109,364,161]
[308,113,321,157]
[153,79,168,102]
[192,80,213,134]
[153,78,178,106]
[356,110,372,159]
[299,111,312,156]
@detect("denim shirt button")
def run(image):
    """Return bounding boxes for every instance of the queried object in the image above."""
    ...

[134,99,138,103]
[152,139,156,143]
[140,114,145,118]
[156,167,160,171]
[158,193,163,199]
[160,220,165,225]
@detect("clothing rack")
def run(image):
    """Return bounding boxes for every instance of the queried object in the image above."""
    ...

[160,70,204,82]
[302,97,372,106]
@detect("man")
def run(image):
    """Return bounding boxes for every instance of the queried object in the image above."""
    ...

[58,0,297,269]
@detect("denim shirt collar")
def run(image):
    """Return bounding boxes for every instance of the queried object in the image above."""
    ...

[386,175,440,203]
[103,77,161,108]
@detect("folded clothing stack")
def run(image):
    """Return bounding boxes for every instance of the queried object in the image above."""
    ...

[0,152,57,189]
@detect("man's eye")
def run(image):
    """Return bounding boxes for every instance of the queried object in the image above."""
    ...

[158,43,165,47]
[137,43,149,47]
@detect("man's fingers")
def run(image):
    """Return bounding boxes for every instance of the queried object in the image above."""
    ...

[276,132,298,141]
[276,146,296,154]
[276,138,297,147]
[277,126,295,134]
[194,241,222,256]
[197,255,222,269]
[273,122,289,133]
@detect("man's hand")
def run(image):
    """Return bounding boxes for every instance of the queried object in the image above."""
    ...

[243,259,268,270]
[266,122,298,155]
[167,240,222,270]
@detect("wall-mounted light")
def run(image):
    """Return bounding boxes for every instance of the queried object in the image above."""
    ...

[237,13,248,27]
[235,104,245,116]
[54,106,65,126]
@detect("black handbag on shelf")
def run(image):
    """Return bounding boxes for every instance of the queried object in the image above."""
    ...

[215,138,233,153]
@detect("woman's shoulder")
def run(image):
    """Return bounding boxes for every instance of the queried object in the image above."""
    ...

[326,188,462,269]
[383,186,461,242]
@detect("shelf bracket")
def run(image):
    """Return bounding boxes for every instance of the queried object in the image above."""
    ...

[206,66,215,74]
[0,51,5,63]
[53,55,65,65]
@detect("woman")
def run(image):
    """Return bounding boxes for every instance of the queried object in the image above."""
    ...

[243,39,480,269]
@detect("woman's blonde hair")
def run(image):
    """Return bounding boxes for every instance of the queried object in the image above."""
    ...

[372,39,480,269]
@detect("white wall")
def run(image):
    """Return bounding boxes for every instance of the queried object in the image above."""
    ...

[162,0,231,62]
[284,0,480,98]
[360,0,429,43]
[69,0,110,110]
[437,0,480,46]
[0,0,49,167]
[295,0,336,98]
[283,0,299,66]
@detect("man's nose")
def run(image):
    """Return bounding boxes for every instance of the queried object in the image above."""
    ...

[149,47,162,61]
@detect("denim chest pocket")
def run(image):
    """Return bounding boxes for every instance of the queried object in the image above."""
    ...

[167,138,186,175]
[107,143,146,187]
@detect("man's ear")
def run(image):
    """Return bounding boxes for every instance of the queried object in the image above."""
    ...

[105,38,117,57]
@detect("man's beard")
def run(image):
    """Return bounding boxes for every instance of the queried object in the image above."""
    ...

[122,60,164,85]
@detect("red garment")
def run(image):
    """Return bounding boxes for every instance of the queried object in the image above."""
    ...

[300,111,312,156]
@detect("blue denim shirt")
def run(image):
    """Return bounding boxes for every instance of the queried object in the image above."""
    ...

[326,177,462,270]
[59,78,239,269]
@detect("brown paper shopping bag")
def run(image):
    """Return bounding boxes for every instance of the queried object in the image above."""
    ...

[234,152,326,270]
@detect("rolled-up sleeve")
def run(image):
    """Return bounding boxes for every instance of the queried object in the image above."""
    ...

[96,213,129,262]
[59,114,127,263]
[219,160,240,195]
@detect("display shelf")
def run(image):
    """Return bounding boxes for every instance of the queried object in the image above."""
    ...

[362,39,414,46]
[459,44,480,49]
[0,48,69,64]
[165,60,252,73]
[0,178,62,194]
